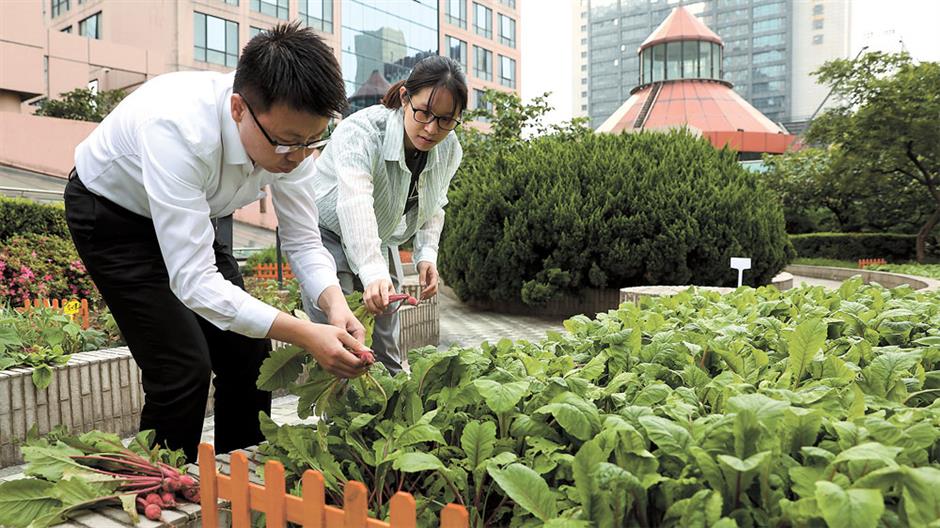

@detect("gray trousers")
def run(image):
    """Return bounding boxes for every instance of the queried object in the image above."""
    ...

[301,228,406,375]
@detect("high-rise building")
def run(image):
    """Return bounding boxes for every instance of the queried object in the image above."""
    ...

[37,0,520,110]
[579,0,850,132]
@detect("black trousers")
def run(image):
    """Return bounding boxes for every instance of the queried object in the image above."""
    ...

[63,173,271,462]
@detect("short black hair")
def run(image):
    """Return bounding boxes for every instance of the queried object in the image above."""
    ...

[234,22,347,117]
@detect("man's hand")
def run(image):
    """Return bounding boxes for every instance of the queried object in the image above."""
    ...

[363,278,395,314]
[329,305,366,343]
[306,322,372,378]
[417,261,439,300]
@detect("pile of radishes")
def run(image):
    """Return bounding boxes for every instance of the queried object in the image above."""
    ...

[72,452,200,522]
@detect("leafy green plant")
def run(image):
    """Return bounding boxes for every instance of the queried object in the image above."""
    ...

[34,87,127,123]
[0,305,123,389]
[254,279,940,526]
[868,263,940,279]
[0,196,69,243]
[0,427,193,527]
[244,277,301,313]
[442,128,794,306]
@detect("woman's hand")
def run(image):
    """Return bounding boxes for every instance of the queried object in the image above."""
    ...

[363,278,396,314]
[328,305,366,343]
[266,312,372,378]
[417,261,439,300]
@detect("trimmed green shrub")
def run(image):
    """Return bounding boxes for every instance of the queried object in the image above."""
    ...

[790,232,919,262]
[440,129,794,305]
[0,196,69,242]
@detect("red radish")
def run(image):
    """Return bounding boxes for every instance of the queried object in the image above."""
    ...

[179,475,195,488]
[145,493,164,507]
[388,293,419,306]
[144,503,162,521]
[182,487,201,503]
[161,492,177,508]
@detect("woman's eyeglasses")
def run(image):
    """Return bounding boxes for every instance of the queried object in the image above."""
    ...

[405,93,461,131]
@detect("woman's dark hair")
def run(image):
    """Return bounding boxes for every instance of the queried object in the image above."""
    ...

[381,55,468,116]
[234,21,347,117]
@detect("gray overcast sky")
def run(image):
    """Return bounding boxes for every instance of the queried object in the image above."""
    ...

[522,0,940,126]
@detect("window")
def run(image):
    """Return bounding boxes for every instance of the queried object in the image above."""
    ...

[813,18,824,30]
[813,3,824,15]
[753,17,785,32]
[474,3,492,39]
[51,0,69,18]
[251,0,287,19]
[581,104,587,111]
[581,91,587,97]
[223,0,239,5]
[752,64,784,80]
[581,38,587,45]
[60,25,72,33]
[473,46,492,81]
[250,26,266,38]
[447,0,467,29]
[681,40,698,78]
[499,0,516,8]
[474,89,493,121]
[499,14,516,48]
[79,12,101,39]
[753,33,784,48]
[753,49,784,64]
[194,12,238,67]
[652,44,665,82]
[299,0,333,33]
[580,24,586,31]
[752,2,784,17]
[813,34,824,45]
[581,77,587,84]
[446,36,468,71]
[581,64,587,71]
[666,42,681,80]
[499,55,516,88]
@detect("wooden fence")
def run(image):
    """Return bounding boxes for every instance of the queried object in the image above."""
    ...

[21,297,90,329]
[858,258,888,269]
[198,443,469,527]
[254,264,295,280]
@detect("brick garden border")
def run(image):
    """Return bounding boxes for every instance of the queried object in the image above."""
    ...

[0,347,144,468]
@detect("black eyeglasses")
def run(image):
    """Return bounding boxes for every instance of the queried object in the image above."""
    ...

[404,93,461,131]
[237,94,331,154]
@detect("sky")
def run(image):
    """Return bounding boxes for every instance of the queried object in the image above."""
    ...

[521,0,940,126]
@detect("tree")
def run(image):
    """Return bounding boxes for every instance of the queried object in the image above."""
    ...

[34,87,126,123]
[761,147,931,234]
[807,52,940,261]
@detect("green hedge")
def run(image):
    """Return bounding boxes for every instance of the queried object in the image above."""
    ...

[0,196,69,242]
[440,129,794,305]
[790,232,918,261]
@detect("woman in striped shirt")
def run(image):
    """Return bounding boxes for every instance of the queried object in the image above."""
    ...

[303,56,467,374]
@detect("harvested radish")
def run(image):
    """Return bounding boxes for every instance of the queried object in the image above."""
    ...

[144,503,162,521]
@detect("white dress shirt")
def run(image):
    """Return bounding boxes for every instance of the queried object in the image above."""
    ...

[74,70,339,338]
[314,105,462,288]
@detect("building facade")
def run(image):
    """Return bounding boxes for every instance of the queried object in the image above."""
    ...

[39,0,521,114]
[580,0,849,131]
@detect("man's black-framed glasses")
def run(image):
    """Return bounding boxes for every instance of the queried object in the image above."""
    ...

[405,92,461,131]
[238,93,331,154]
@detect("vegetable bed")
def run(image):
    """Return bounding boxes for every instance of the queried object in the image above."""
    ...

[256,278,940,527]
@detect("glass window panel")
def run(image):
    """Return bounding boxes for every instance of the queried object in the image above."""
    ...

[753,33,784,48]
[682,40,698,78]
[447,0,467,28]
[474,3,492,38]
[698,41,711,79]
[753,2,784,17]
[207,15,225,51]
[711,42,721,78]
[499,15,515,47]
[665,42,680,80]
[753,17,784,33]
[652,44,665,82]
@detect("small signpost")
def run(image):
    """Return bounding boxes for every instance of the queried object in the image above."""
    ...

[730,257,752,287]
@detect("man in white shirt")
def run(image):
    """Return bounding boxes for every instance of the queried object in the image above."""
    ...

[63,23,370,462]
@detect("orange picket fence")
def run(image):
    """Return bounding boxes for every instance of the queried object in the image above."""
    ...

[198,443,469,528]
[254,263,295,280]
[21,297,90,329]
[858,258,887,269]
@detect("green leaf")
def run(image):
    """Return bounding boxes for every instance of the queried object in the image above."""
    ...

[717,451,771,473]
[535,392,602,441]
[815,481,884,528]
[0,326,22,351]
[638,415,691,460]
[119,494,139,525]
[461,420,496,471]
[898,466,940,527]
[832,442,902,468]
[473,379,530,414]
[396,423,446,448]
[0,479,60,528]
[488,463,558,522]
[50,477,113,505]
[21,443,85,481]
[787,318,827,386]
[256,345,305,391]
[31,365,53,390]
[392,452,446,473]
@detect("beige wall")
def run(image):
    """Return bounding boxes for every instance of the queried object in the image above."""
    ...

[790,0,851,121]
[0,112,95,177]
[439,0,522,105]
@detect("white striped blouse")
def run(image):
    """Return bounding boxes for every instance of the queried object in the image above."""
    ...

[313,104,463,287]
